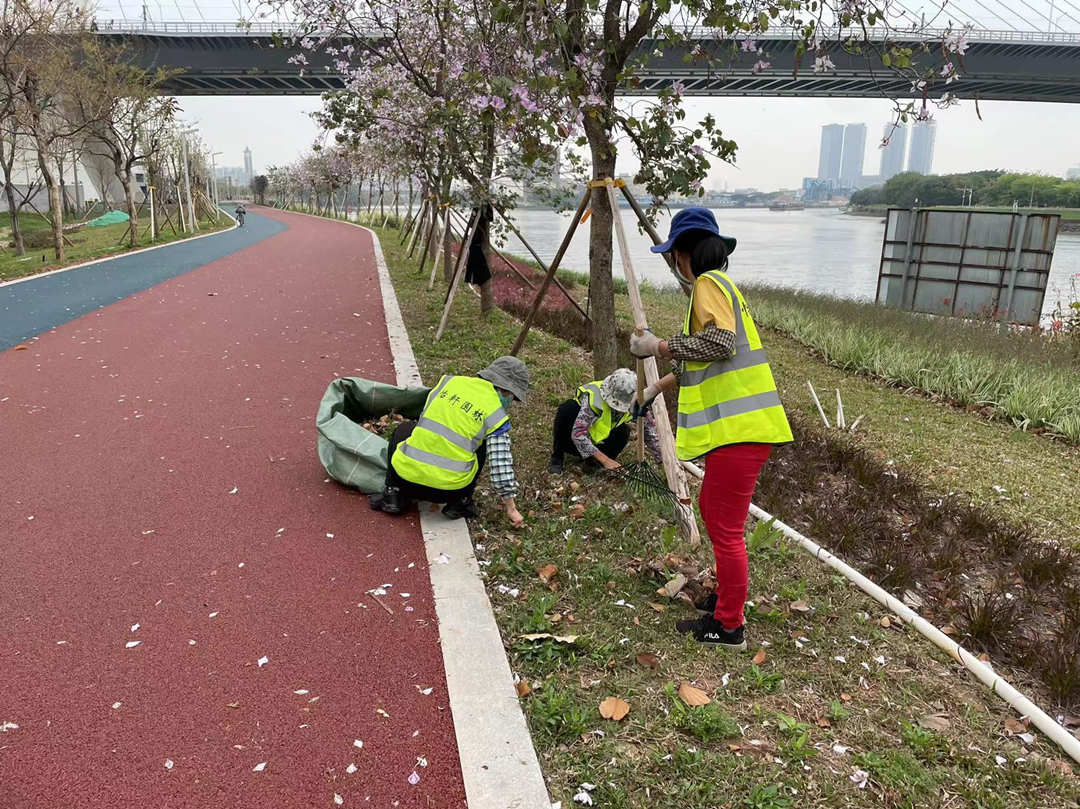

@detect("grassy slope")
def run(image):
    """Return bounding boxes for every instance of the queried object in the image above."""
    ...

[0,212,230,282]
[375,225,1078,809]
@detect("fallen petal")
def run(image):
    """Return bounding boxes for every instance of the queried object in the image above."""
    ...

[257,656,269,667]
[125,641,141,649]
[408,771,420,785]
[252,762,267,772]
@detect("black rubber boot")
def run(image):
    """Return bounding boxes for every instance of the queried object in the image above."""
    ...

[442,495,478,520]
[379,486,404,515]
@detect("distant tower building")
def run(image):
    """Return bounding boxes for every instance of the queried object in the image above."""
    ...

[880,123,908,181]
[243,147,253,183]
[817,124,845,183]
[839,123,867,189]
[907,121,936,175]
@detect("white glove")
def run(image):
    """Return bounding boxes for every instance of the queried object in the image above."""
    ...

[629,329,662,358]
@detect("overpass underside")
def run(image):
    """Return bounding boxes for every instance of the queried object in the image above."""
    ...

[103,32,1080,103]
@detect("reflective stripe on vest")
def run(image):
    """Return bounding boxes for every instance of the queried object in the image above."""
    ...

[676,270,793,460]
[576,381,631,445]
[391,374,509,489]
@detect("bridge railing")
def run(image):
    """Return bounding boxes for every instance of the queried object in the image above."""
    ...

[93,19,1080,46]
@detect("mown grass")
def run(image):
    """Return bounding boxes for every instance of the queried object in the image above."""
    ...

[373,223,1080,808]
[0,209,231,282]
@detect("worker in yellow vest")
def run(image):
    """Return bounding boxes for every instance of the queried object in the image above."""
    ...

[548,368,661,474]
[629,207,792,650]
[374,356,529,527]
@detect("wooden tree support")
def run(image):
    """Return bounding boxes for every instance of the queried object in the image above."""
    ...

[509,188,591,356]
[416,196,440,277]
[604,179,699,545]
[427,204,450,291]
[434,206,483,341]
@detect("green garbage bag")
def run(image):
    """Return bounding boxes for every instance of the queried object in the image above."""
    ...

[316,377,430,493]
[87,210,131,227]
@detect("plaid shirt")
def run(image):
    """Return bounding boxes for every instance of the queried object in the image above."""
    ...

[668,324,736,380]
[486,425,517,499]
[572,396,661,462]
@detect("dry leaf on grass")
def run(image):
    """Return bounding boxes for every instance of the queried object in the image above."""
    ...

[599,697,630,721]
[636,652,660,670]
[789,600,812,613]
[678,682,711,707]
[537,564,558,584]
[1004,717,1030,735]
[570,504,586,519]
[879,616,891,629]
[752,649,767,666]
[647,602,666,612]
[658,574,687,598]
[918,713,950,732]
[519,633,579,644]
[515,681,532,698]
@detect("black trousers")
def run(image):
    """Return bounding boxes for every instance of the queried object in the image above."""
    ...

[385,421,486,505]
[551,399,631,461]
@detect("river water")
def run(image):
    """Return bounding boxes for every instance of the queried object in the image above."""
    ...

[500,207,1079,322]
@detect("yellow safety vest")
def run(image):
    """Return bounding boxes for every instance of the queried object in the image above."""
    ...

[391,375,509,489]
[676,270,793,460]
[576,381,632,445]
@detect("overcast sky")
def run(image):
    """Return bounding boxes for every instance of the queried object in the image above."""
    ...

[179,94,1080,191]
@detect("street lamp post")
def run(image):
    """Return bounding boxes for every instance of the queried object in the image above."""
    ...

[210,151,222,208]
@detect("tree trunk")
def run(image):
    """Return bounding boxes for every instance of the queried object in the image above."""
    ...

[120,173,137,248]
[36,153,64,261]
[3,182,25,255]
[586,127,618,377]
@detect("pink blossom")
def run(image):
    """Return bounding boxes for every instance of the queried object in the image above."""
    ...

[489,96,507,111]
[752,60,770,74]
[584,93,604,107]
[945,30,970,56]
[692,145,704,156]
[672,81,686,97]
[740,39,758,53]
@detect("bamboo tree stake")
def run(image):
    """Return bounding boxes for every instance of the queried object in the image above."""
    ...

[604,179,699,545]
[836,389,846,430]
[509,188,591,356]
[406,197,428,256]
[428,204,450,290]
[416,196,440,276]
[617,183,691,294]
[435,207,483,341]
[807,381,831,428]
[491,204,589,321]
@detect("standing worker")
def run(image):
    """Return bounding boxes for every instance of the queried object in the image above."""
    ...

[374,356,529,527]
[629,207,792,650]
[548,368,662,474]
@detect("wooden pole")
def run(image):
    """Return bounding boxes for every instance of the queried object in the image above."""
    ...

[406,198,428,255]
[416,196,439,275]
[435,207,482,341]
[509,189,591,356]
[492,205,590,321]
[604,179,699,545]
[617,183,690,295]
[428,204,449,291]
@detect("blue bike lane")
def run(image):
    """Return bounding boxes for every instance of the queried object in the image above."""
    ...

[0,207,287,351]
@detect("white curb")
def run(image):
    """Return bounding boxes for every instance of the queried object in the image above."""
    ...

[0,209,238,289]
[358,217,550,808]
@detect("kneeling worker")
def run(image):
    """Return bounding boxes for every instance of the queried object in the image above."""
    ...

[548,368,661,474]
[376,356,528,527]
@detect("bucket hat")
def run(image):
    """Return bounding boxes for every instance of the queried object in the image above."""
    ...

[650,206,737,255]
[478,356,530,403]
[600,368,637,412]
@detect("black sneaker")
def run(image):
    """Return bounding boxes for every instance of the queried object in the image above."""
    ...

[694,592,718,617]
[380,486,404,515]
[675,615,747,650]
[442,496,478,520]
[547,454,564,475]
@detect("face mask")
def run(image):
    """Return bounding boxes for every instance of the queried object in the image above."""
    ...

[498,392,514,409]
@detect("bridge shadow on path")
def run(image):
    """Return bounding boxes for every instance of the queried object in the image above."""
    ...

[0,206,286,351]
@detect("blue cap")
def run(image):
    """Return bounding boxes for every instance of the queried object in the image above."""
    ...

[650,206,737,255]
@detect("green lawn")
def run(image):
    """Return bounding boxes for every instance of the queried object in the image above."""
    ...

[1,210,231,282]
[374,224,1080,809]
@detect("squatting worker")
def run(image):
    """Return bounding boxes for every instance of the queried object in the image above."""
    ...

[374,356,528,528]
[548,368,662,475]
[629,207,792,650]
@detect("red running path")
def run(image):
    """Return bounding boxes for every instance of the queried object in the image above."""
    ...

[0,209,467,808]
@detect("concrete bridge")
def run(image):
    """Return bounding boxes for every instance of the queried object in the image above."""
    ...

[96,22,1080,102]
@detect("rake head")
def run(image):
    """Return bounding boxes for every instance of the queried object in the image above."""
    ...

[612,459,680,509]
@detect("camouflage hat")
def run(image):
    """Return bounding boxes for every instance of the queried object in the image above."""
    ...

[478,356,530,403]
[600,368,637,412]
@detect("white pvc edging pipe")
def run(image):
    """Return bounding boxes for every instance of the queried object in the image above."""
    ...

[679,460,1080,766]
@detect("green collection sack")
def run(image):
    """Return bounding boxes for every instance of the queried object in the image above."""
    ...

[316,377,430,493]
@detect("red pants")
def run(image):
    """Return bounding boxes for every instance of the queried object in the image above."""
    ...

[700,443,772,629]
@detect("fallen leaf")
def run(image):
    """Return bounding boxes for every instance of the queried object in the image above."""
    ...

[515,680,531,697]
[658,574,687,598]
[941,624,956,635]
[226,701,241,709]
[598,696,630,721]
[376,708,390,718]
[647,602,666,612]
[840,693,852,702]
[918,712,950,732]
[678,682,711,707]
[879,616,891,629]
[13,344,28,350]
[537,564,558,584]
[636,652,660,670]
[519,633,578,644]
[1004,717,1030,734]
[789,600,812,613]
[570,504,586,519]
[569,481,581,492]
[752,649,767,666]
